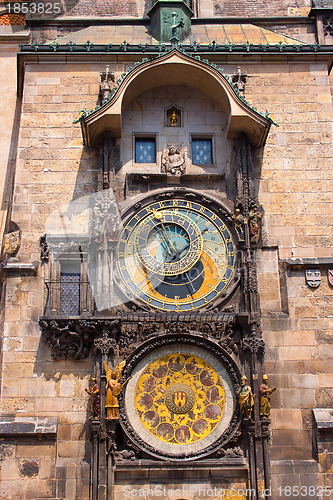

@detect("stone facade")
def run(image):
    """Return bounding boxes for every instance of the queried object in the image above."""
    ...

[0,1,332,499]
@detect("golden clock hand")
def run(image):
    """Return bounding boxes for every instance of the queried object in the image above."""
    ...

[159,221,177,256]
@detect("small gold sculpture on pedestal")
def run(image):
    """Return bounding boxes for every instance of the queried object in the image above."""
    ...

[259,374,277,418]
[104,357,126,420]
[237,375,255,418]
[170,109,178,126]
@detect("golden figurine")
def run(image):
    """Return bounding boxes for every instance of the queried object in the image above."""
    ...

[85,377,101,419]
[104,358,126,420]
[170,109,178,126]
[237,375,255,418]
[259,374,277,418]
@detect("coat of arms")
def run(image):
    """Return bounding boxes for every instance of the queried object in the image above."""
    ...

[328,269,333,287]
[161,145,187,175]
[305,269,321,288]
[2,230,21,256]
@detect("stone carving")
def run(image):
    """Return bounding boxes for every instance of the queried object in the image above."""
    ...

[259,374,277,418]
[232,207,247,242]
[248,203,263,246]
[118,313,239,357]
[232,66,247,92]
[241,337,265,355]
[94,331,117,355]
[99,64,115,103]
[40,319,96,360]
[2,230,21,256]
[104,360,126,420]
[161,145,187,175]
[323,16,333,37]
[86,378,101,419]
[93,190,119,250]
[237,375,254,418]
[217,446,244,458]
[39,234,49,261]
[116,449,136,461]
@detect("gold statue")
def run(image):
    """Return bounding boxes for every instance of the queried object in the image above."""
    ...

[170,109,178,126]
[259,374,276,418]
[104,359,126,419]
[237,375,254,418]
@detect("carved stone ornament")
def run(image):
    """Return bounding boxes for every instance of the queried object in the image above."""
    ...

[93,190,119,250]
[39,234,49,261]
[323,16,333,36]
[241,337,265,354]
[161,145,187,175]
[40,318,121,360]
[99,64,115,103]
[2,230,21,256]
[93,331,117,355]
[118,312,239,358]
[217,446,244,458]
[232,66,247,93]
[248,203,263,246]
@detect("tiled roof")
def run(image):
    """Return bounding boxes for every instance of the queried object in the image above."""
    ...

[49,23,305,46]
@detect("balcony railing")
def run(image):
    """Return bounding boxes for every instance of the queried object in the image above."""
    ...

[44,276,93,316]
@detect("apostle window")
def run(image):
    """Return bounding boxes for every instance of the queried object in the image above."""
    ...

[135,137,156,163]
[191,138,213,165]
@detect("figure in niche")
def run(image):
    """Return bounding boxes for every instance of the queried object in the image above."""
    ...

[248,203,263,245]
[237,375,254,418]
[104,360,126,419]
[232,207,247,243]
[170,109,178,126]
[85,377,101,419]
[93,191,119,250]
[161,145,187,175]
[259,374,277,418]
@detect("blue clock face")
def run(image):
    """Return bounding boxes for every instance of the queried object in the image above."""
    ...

[117,198,236,312]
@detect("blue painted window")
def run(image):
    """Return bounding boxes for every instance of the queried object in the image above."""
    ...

[135,138,156,163]
[191,139,212,164]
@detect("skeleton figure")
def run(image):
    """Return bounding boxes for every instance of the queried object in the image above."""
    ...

[161,145,187,175]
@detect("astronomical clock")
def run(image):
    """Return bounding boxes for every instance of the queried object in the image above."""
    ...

[110,189,245,464]
[116,193,238,312]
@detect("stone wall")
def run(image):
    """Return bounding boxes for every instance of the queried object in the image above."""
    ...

[0,52,332,498]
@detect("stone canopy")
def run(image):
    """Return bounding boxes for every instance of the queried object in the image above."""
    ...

[81,48,272,148]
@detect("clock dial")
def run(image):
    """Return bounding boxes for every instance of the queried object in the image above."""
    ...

[117,198,236,311]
